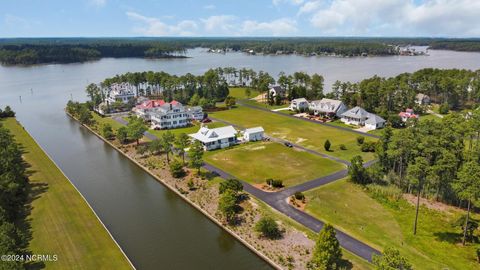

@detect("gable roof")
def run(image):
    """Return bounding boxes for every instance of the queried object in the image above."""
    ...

[310,98,344,113]
[365,113,386,125]
[189,125,237,143]
[269,85,286,94]
[244,126,264,134]
[291,98,308,103]
[135,99,166,109]
[341,106,369,119]
[416,93,429,100]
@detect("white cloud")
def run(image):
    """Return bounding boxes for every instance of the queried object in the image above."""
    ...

[298,1,323,15]
[203,4,216,10]
[241,18,298,36]
[88,0,107,8]
[306,0,480,37]
[201,15,237,34]
[126,12,198,36]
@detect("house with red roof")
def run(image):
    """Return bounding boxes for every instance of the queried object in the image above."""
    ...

[133,99,167,120]
[399,108,419,122]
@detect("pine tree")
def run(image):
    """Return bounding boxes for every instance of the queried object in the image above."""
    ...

[310,224,342,269]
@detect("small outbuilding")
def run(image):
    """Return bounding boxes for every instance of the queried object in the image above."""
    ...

[365,114,386,130]
[243,127,264,142]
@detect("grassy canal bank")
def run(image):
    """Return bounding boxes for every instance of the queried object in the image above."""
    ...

[2,118,133,270]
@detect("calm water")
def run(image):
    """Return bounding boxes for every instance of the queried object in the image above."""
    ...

[1,48,480,269]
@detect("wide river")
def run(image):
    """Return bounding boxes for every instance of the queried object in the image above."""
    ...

[1,48,480,269]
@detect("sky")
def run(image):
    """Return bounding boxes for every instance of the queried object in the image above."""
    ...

[1,0,480,38]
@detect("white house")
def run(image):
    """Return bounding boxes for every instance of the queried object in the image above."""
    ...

[133,99,166,120]
[341,106,386,130]
[415,93,431,105]
[289,98,309,111]
[269,86,286,98]
[189,125,237,151]
[341,106,370,126]
[150,101,190,130]
[309,98,348,118]
[106,83,135,104]
[365,114,386,129]
[243,127,264,142]
[187,106,204,121]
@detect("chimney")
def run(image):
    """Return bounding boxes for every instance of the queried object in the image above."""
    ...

[170,103,172,110]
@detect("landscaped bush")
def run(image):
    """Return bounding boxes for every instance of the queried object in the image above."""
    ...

[102,123,114,140]
[339,144,347,150]
[356,136,365,145]
[266,178,284,188]
[294,192,305,201]
[324,139,331,151]
[361,141,376,152]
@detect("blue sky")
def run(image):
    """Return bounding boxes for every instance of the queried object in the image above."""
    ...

[1,0,480,37]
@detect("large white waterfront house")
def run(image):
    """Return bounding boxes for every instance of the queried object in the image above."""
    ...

[106,83,135,104]
[189,125,237,151]
[150,101,190,130]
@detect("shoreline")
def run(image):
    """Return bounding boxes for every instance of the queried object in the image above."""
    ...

[6,118,136,270]
[66,112,283,270]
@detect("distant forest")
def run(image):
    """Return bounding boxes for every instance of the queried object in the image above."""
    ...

[1,37,480,65]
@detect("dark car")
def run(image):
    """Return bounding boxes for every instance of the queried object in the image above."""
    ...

[284,142,293,148]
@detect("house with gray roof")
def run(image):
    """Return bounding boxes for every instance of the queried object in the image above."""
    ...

[269,86,286,98]
[289,98,309,111]
[309,98,348,117]
[415,93,431,105]
[365,114,386,129]
[341,106,386,130]
[189,125,237,151]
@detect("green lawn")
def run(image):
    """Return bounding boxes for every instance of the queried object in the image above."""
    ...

[419,113,443,122]
[210,105,376,162]
[304,179,480,270]
[204,142,345,187]
[241,99,290,110]
[92,112,125,131]
[2,118,132,270]
[228,87,259,100]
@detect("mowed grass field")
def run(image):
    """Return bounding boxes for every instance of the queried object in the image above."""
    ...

[204,142,345,187]
[304,179,480,270]
[228,87,259,100]
[210,105,376,161]
[2,118,132,270]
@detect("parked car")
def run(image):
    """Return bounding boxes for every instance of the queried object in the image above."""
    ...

[284,142,293,148]
[201,118,212,123]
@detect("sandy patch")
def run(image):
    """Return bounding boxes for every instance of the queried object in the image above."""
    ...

[403,194,456,214]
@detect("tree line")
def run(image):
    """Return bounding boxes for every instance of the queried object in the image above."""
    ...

[329,68,480,123]
[0,109,32,269]
[349,111,480,246]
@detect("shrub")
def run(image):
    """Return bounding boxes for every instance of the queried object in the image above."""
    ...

[169,160,185,178]
[372,247,412,270]
[266,178,283,188]
[356,136,365,145]
[219,178,243,194]
[339,144,347,150]
[294,192,305,200]
[439,102,449,114]
[310,224,342,269]
[255,216,281,239]
[324,139,331,151]
[361,141,376,152]
[117,127,128,144]
[187,179,195,190]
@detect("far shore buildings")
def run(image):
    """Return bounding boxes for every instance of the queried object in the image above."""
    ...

[106,83,135,104]
[399,108,419,122]
[309,98,348,118]
[189,126,238,151]
[269,86,286,98]
[289,98,309,111]
[415,93,431,105]
[133,99,203,130]
[243,127,264,142]
[341,106,386,129]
